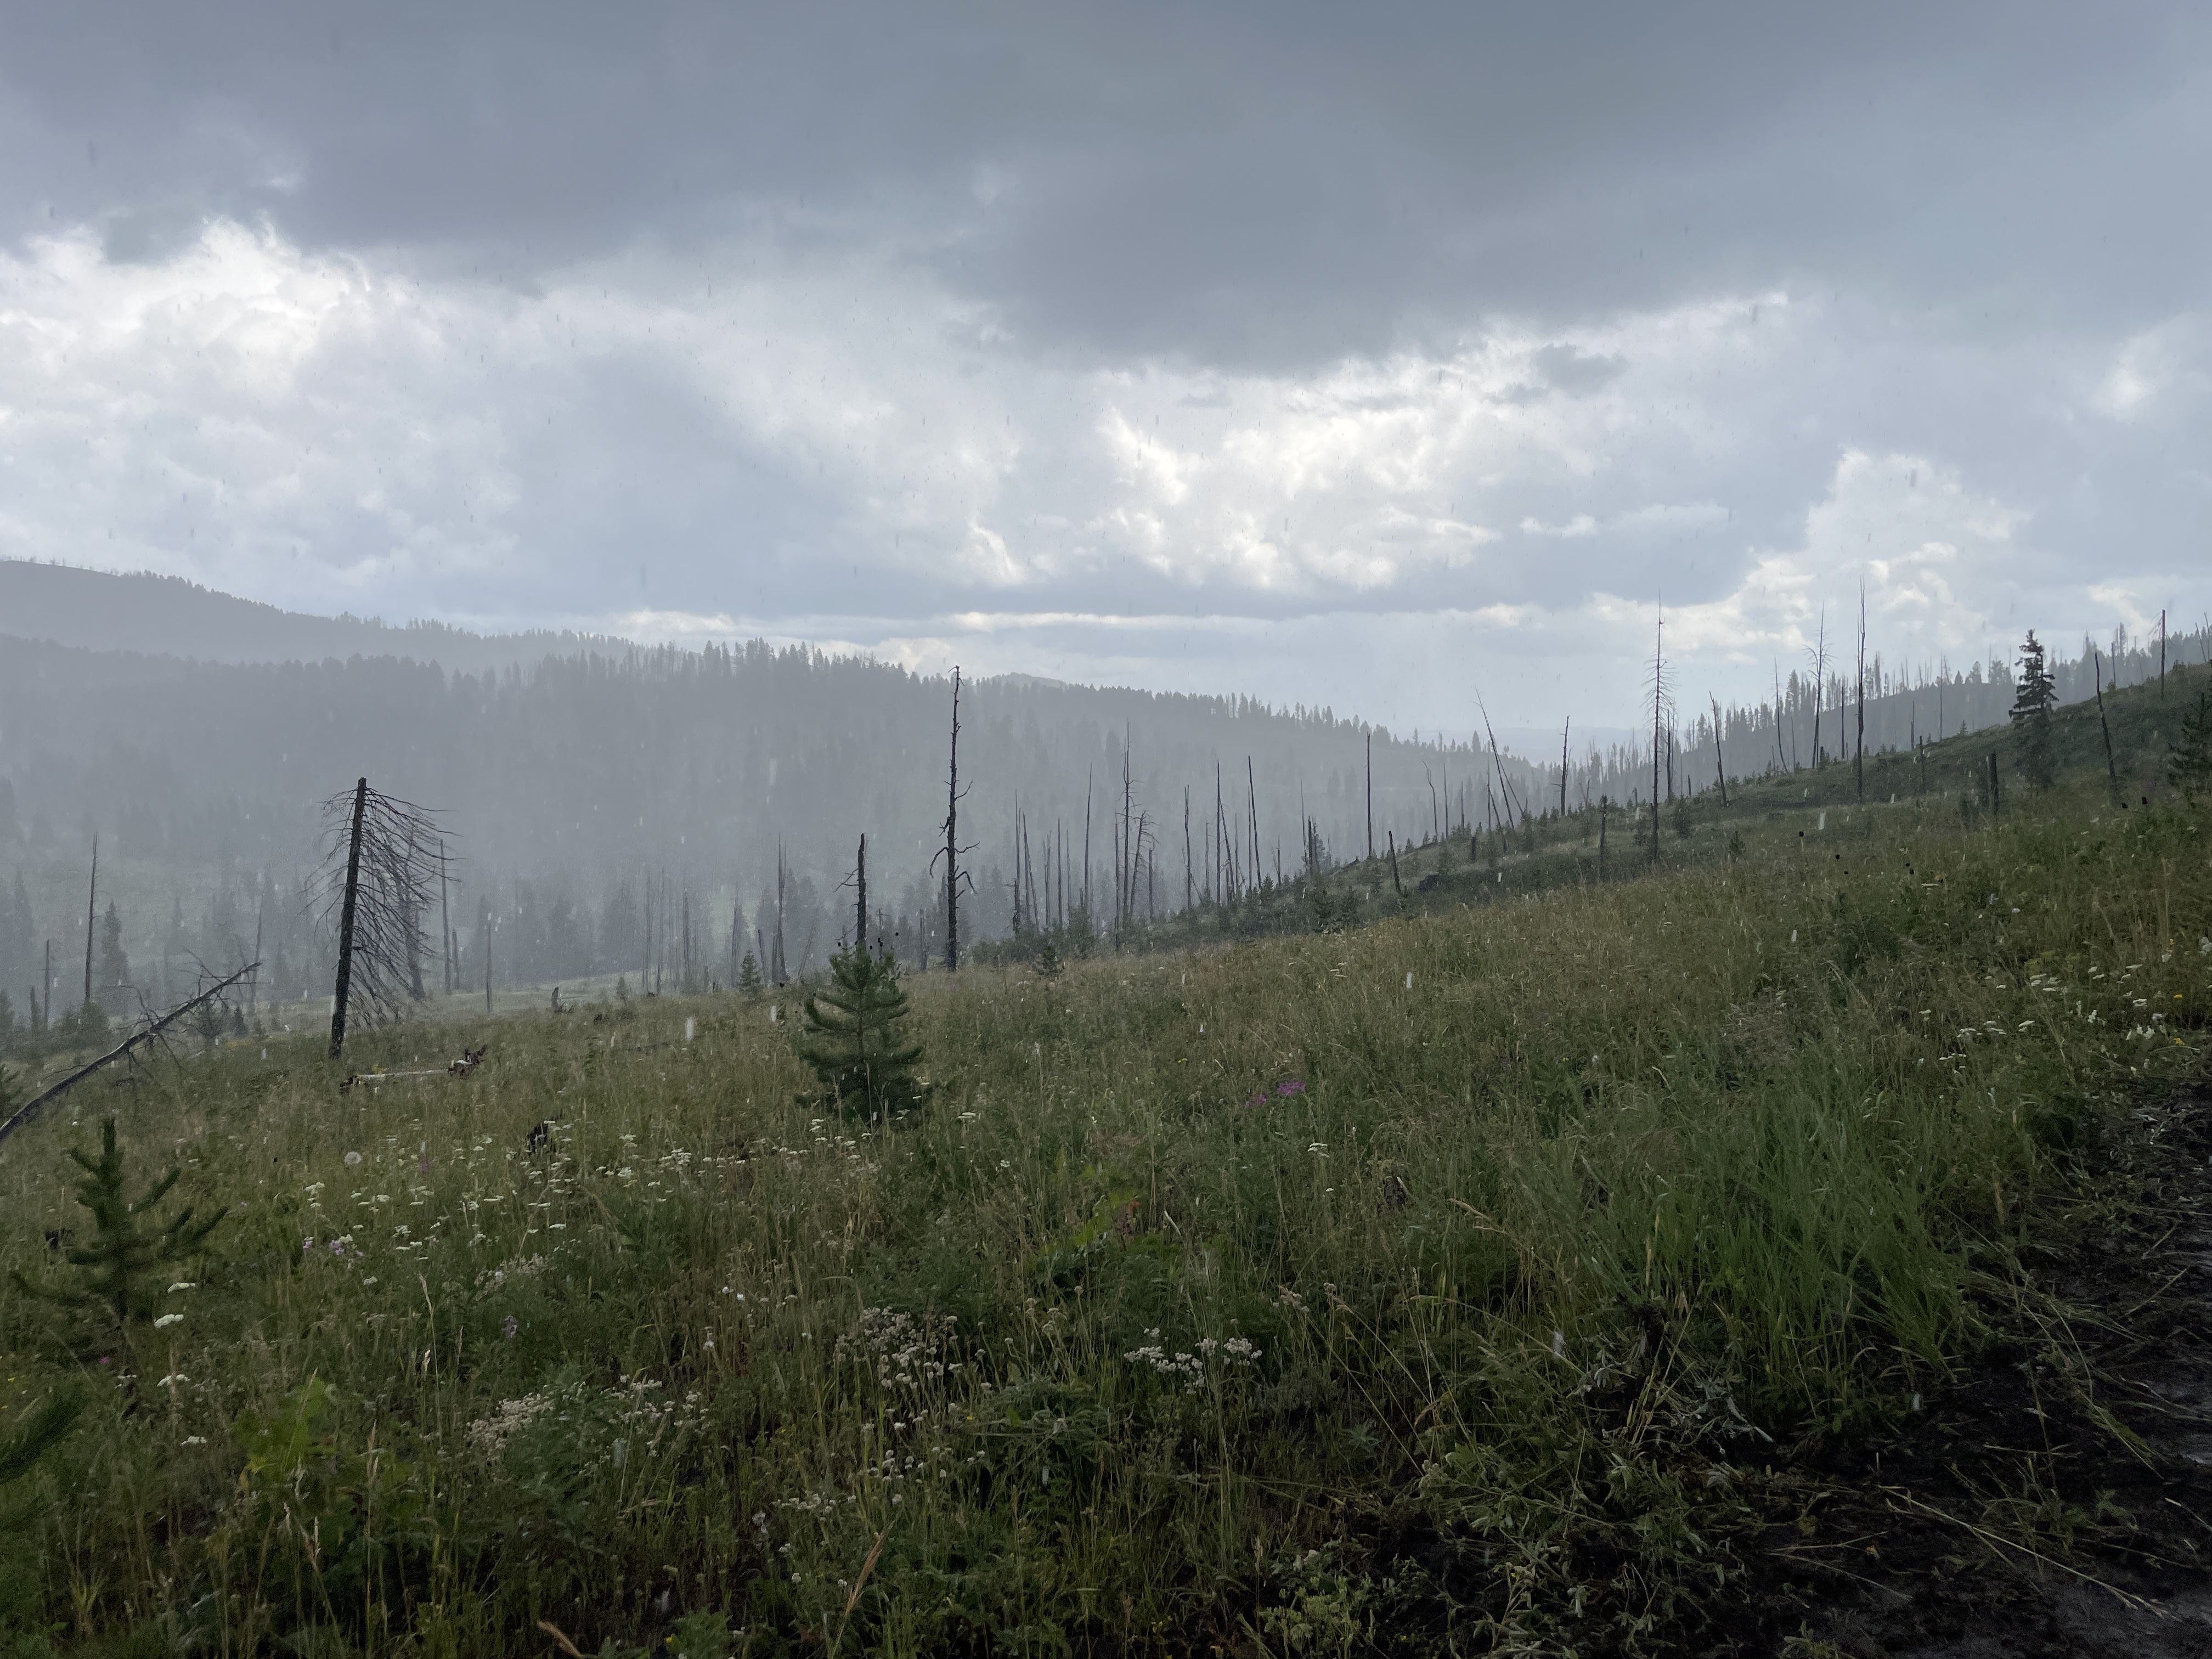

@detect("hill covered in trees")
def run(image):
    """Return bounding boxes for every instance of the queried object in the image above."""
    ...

[1,563,2202,1029]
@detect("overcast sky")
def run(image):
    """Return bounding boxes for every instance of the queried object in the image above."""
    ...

[3,2,2208,736]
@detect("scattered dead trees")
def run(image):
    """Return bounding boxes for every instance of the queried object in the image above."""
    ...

[318,779,451,1060]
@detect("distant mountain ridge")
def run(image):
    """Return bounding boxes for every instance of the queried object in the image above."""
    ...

[0,560,629,672]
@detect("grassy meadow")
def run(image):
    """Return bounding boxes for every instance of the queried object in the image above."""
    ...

[3,678,2211,1656]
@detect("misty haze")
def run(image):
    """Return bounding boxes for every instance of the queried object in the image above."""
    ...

[2,7,2210,1656]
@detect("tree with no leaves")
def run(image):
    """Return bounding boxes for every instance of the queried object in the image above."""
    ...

[318,778,450,1059]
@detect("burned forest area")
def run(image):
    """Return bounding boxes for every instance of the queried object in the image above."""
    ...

[2,571,2210,1658]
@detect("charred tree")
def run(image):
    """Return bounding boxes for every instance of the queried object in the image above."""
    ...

[934,667,973,972]
[1559,719,1571,818]
[1365,732,1374,861]
[319,779,448,1059]
[1709,696,1730,806]
[1855,583,1867,800]
[81,834,97,1013]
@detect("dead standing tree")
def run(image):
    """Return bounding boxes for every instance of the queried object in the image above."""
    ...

[933,667,975,971]
[318,779,449,1059]
[1647,604,1674,863]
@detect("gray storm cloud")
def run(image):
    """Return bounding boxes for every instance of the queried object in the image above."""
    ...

[1,1,2208,730]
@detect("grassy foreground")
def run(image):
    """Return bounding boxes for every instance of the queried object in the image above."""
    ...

[2,776,2210,1655]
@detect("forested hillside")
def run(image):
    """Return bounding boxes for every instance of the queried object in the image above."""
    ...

[1,565,2202,1027]
[0,631,1528,1012]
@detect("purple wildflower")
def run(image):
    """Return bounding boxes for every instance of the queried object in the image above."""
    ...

[1277,1079,1306,1097]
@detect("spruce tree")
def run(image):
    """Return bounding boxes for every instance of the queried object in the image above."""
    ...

[793,945,928,1123]
[0,1387,84,1491]
[2010,630,2058,790]
[1,1385,84,1621]
[2169,682,2212,803]
[95,901,131,1006]
[737,952,764,998]
[1034,936,1063,978]
[12,1118,227,1329]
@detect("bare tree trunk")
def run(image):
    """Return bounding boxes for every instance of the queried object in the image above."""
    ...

[1215,762,1230,901]
[404,832,426,1001]
[1183,786,1193,913]
[1855,583,1867,800]
[774,845,787,985]
[1365,732,1374,861]
[1387,830,1403,898]
[326,780,369,1058]
[1810,610,1827,766]
[0,960,260,1146]
[1082,766,1093,918]
[2092,648,2119,794]
[482,899,492,1013]
[1559,719,1570,817]
[1709,696,1730,806]
[438,839,452,995]
[942,667,963,972]
[1246,757,1260,885]
[1650,608,1664,864]
[82,833,97,1012]
[855,834,868,953]
[1772,663,1788,772]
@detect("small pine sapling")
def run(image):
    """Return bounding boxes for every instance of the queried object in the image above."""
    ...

[737,952,764,998]
[2169,683,2212,803]
[793,944,929,1124]
[1034,936,1063,978]
[0,1385,84,1620]
[0,1387,84,1493]
[12,1118,228,1331]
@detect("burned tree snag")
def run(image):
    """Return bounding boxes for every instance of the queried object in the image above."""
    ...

[320,779,447,1060]
[329,780,369,1058]
[1855,583,1867,800]
[81,833,98,1013]
[936,667,970,972]
[1559,719,1571,819]
[1709,696,1730,807]
[1365,732,1374,861]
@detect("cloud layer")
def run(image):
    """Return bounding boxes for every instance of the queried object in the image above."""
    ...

[3,3,2210,733]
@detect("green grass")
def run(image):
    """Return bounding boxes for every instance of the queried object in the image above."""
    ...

[2,676,2210,1656]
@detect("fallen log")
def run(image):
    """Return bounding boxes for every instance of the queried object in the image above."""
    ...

[0,963,260,1148]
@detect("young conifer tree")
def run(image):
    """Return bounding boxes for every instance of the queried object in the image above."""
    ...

[2167,681,2212,803]
[794,839,928,1124]
[2010,630,2058,789]
[11,1118,226,1337]
[2,1384,85,1606]
[0,1387,83,1493]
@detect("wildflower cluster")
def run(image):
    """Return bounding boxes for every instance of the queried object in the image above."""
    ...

[1121,1330,1261,1392]
[465,1391,554,1457]
[836,1306,961,1394]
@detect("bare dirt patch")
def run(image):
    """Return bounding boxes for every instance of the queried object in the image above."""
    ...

[1740,1085,2212,1657]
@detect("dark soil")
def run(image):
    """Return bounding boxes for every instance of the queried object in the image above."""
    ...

[1736,1084,2212,1656]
